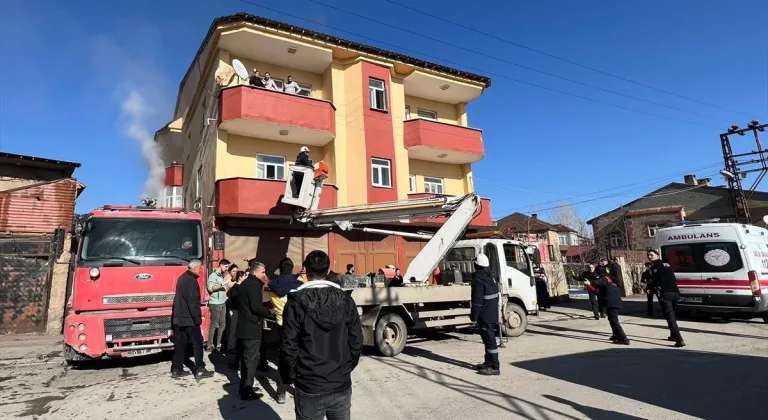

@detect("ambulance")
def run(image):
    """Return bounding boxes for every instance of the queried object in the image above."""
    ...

[655,221,768,322]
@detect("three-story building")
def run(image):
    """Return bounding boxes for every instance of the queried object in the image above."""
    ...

[155,13,494,273]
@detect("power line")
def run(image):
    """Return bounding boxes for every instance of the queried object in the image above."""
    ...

[481,162,723,213]
[306,0,731,123]
[235,0,723,130]
[382,0,757,119]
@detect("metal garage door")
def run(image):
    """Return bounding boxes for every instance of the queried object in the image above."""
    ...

[223,228,328,274]
[334,230,397,274]
[0,236,53,333]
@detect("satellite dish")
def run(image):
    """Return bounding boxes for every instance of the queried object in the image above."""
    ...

[232,59,249,80]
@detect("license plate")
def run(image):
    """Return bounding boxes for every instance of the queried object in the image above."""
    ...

[680,297,703,304]
[125,348,162,358]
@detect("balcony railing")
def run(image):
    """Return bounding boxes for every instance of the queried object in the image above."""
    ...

[215,177,338,218]
[403,119,484,164]
[219,85,336,146]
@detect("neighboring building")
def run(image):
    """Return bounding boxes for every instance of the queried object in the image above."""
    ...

[588,174,768,252]
[492,212,580,262]
[0,153,84,334]
[155,13,493,273]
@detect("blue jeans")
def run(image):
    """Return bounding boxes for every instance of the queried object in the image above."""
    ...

[294,387,352,420]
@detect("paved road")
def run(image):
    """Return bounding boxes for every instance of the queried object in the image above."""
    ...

[1,301,766,420]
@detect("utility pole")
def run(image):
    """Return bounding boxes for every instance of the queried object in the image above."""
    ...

[720,120,768,224]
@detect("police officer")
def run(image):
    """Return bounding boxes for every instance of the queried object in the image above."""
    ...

[647,248,686,347]
[589,267,629,345]
[470,254,500,376]
[640,262,657,317]
[291,146,313,198]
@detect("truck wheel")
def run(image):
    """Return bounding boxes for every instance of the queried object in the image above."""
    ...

[762,315,768,324]
[501,303,527,338]
[374,313,407,357]
[63,345,87,368]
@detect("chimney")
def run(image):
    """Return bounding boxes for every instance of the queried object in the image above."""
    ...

[683,174,698,186]
[531,213,538,219]
[700,178,712,187]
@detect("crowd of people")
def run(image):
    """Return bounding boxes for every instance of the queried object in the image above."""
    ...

[171,250,362,420]
[574,249,686,347]
[247,68,308,96]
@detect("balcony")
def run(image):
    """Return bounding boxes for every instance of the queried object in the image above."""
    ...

[219,86,336,146]
[407,193,493,227]
[215,177,338,218]
[403,119,484,164]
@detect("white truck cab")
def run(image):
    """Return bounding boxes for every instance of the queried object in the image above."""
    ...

[655,222,768,322]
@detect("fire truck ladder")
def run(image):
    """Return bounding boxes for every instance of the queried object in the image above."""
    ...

[281,164,481,283]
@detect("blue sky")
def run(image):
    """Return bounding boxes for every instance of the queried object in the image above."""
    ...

[1,0,767,224]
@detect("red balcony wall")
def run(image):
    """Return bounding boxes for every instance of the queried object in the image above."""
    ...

[216,178,338,217]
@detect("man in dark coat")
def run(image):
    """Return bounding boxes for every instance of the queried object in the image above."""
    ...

[279,250,363,419]
[171,260,214,379]
[579,264,601,319]
[640,262,657,317]
[607,257,625,290]
[470,254,501,376]
[647,248,686,347]
[234,259,273,400]
[590,267,629,345]
[292,146,314,198]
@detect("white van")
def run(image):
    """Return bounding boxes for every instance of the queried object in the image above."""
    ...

[655,222,768,322]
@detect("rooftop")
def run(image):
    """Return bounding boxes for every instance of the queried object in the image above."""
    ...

[494,212,575,233]
[0,152,81,177]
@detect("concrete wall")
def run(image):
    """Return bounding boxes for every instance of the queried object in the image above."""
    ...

[45,233,71,333]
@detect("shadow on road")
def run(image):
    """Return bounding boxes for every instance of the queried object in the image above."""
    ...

[531,323,671,347]
[401,346,476,370]
[371,355,582,420]
[209,350,281,420]
[513,348,768,420]
[544,395,645,420]
[630,322,768,341]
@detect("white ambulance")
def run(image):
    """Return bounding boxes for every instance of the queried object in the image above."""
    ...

[655,221,768,322]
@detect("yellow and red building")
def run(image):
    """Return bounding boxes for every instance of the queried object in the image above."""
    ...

[156,13,494,273]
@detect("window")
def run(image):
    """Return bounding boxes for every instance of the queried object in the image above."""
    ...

[272,78,284,91]
[164,186,183,208]
[195,167,202,198]
[424,177,444,194]
[445,247,476,262]
[371,158,391,188]
[405,105,411,119]
[609,234,624,247]
[417,109,437,121]
[409,174,416,193]
[503,244,530,274]
[661,242,744,273]
[296,82,312,97]
[648,224,664,238]
[557,233,569,245]
[369,78,387,111]
[256,154,286,180]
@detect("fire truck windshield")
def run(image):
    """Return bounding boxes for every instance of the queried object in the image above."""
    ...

[78,218,203,266]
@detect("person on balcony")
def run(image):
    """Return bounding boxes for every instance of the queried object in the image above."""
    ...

[263,72,279,91]
[248,69,265,88]
[292,146,313,199]
[283,75,305,95]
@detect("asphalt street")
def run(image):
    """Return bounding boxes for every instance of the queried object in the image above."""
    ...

[1,299,766,420]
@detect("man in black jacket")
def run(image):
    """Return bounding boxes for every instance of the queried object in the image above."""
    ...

[470,254,501,376]
[171,260,214,379]
[233,259,273,400]
[292,146,314,199]
[590,267,629,345]
[280,250,362,420]
[647,248,686,347]
[579,264,601,320]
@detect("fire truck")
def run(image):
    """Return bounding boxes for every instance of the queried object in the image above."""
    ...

[63,203,209,365]
[284,164,538,356]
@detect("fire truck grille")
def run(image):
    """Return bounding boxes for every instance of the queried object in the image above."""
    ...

[104,316,172,340]
[102,294,175,305]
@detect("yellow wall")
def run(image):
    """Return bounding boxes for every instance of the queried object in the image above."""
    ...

[342,61,367,206]
[390,77,410,201]
[228,55,327,100]
[404,95,459,125]
[216,135,325,180]
[408,159,467,196]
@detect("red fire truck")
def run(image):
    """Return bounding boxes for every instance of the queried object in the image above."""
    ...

[63,203,210,365]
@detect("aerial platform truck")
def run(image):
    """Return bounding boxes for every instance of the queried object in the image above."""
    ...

[281,164,539,356]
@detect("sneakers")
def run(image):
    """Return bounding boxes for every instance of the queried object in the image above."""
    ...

[194,367,214,380]
[171,369,191,379]
[276,392,286,404]
[477,366,500,376]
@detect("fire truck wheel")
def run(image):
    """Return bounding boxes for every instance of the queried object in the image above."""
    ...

[762,315,768,324]
[501,303,527,338]
[63,345,87,368]
[375,313,407,357]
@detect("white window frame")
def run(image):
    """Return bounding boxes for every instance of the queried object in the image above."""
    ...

[609,234,624,247]
[557,232,569,246]
[195,167,202,198]
[417,109,437,121]
[256,154,286,180]
[369,78,387,111]
[424,176,444,194]
[295,82,312,97]
[409,174,416,193]
[405,105,411,119]
[271,78,284,91]
[371,158,392,188]
[164,186,183,208]
[648,224,664,238]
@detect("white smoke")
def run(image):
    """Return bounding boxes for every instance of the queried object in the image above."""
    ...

[120,90,165,200]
